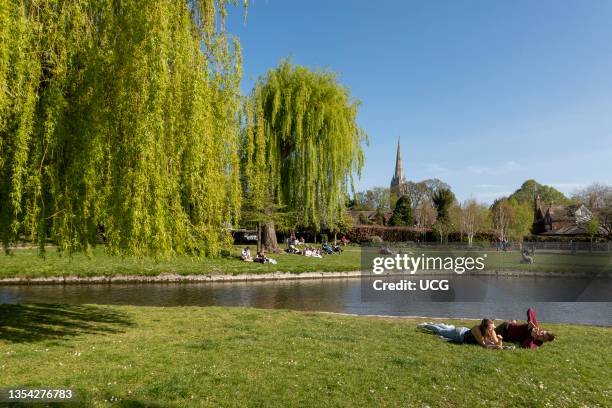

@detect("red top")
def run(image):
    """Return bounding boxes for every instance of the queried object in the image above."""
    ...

[506,323,543,349]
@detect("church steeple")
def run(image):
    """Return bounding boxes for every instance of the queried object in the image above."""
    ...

[395,139,403,178]
[390,137,406,194]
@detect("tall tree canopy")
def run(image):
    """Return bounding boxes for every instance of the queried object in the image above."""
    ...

[431,187,456,243]
[490,197,532,241]
[354,187,391,211]
[389,196,413,226]
[508,180,570,206]
[242,60,366,249]
[432,188,455,222]
[459,199,490,247]
[572,183,612,209]
[0,0,244,257]
[404,178,450,210]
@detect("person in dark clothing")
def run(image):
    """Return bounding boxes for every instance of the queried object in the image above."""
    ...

[495,308,555,349]
[463,318,504,349]
[322,242,334,254]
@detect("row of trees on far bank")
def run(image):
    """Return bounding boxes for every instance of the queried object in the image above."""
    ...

[353,180,612,245]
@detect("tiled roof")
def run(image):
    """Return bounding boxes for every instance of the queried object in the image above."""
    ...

[542,224,587,235]
[545,205,572,221]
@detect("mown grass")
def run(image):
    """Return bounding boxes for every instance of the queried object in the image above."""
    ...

[0,305,610,407]
[0,246,362,279]
[0,245,609,279]
[374,247,612,274]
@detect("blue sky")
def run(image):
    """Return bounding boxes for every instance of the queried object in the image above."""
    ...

[226,0,612,203]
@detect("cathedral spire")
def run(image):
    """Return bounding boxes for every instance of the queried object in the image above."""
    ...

[390,137,406,194]
[394,137,403,180]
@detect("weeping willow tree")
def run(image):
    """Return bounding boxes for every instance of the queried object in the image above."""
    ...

[0,0,245,257]
[242,60,366,250]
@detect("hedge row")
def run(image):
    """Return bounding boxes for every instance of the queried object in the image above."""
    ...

[346,226,503,243]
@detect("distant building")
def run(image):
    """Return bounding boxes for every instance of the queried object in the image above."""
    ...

[533,194,593,236]
[390,138,408,196]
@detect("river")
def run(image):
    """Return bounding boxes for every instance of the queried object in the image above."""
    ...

[1,275,610,325]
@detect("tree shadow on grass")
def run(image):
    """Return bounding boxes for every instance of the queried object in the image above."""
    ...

[0,303,134,344]
[115,399,168,407]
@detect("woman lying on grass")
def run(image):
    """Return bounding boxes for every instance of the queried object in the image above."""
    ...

[418,318,510,349]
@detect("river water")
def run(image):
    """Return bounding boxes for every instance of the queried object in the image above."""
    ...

[1,276,610,326]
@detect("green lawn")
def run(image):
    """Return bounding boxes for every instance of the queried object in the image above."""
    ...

[382,248,612,274]
[0,305,610,407]
[0,245,609,279]
[0,246,362,279]
[480,251,611,273]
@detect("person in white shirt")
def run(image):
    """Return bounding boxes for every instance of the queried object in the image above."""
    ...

[241,247,252,261]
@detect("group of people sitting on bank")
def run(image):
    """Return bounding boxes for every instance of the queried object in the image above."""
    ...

[239,235,348,263]
[285,236,343,257]
[418,308,555,350]
[240,248,277,264]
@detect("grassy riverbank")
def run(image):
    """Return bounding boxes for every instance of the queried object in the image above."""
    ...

[0,245,609,280]
[0,305,610,407]
[0,246,362,279]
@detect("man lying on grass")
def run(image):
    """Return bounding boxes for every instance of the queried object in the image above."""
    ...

[495,308,555,349]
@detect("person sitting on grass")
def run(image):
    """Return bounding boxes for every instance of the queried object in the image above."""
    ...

[241,247,253,262]
[254,250,277,265]
[286,244,301,254]
[418,318,510,349]
[312,248,323,258]
[304,247,320,257]
[521,249,535,264]
[322,242,334,255]
[495,308,555,349]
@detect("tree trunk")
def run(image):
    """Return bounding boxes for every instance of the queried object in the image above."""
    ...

[262,220,278,252]
[257,222,262,252]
